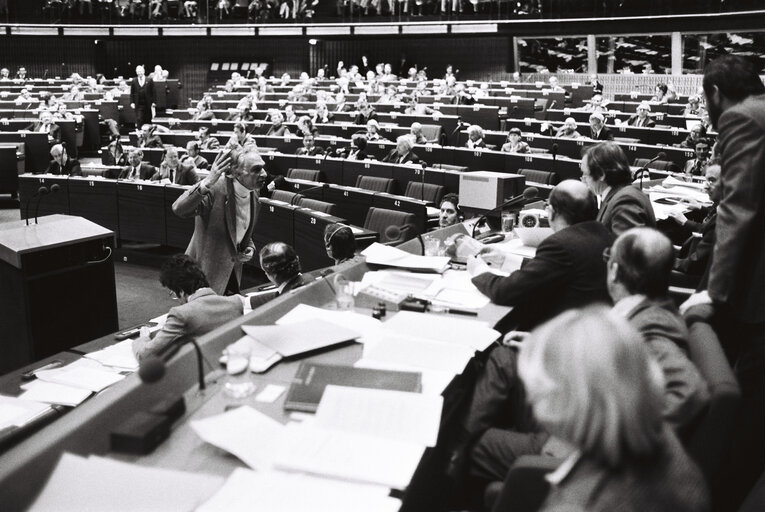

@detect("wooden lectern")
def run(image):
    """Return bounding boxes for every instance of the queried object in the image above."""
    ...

[0,215,118,375]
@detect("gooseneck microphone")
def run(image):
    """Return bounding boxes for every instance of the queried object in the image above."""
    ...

[138,337,206,391]
[637,151,667,190]
[551,143,559,173]
[25,186,48,226]
[384,224,424,254]
[34,183,59,224]
[471,187,539,238]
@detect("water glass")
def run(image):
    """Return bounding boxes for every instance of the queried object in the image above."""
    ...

[223,346,256,399]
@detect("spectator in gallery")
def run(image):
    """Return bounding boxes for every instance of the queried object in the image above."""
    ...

[324,223,357,265]
[501,128,530,154]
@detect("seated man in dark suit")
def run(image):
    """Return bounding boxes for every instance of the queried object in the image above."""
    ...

[588,112,614,141]
[295,132,325,156]
[197,126,220,151]
[626,101,656,128]
[336,134,370,160]
[103,139,127,167]
[131,254,245,361]
[682,137,711,177]
[669,162,721,277]
[137,123,164,148]
[45,143,82,176]
[112,148,156,180]
[26,111,61,144]
[249,242,306,308]
[152,148,198,185]
[181,140,209,170]
[382,135,420,165]
[468,179,614,331]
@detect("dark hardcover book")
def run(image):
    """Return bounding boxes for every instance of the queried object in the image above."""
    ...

[283,362,422,413]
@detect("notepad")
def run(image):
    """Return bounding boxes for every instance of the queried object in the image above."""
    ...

[19,380,92,407]
[241,318,360,358]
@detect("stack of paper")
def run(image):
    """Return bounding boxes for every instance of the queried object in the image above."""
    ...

[84,339,139,371]
[29,453,224,512]
[0,395,51,430]
[241,318,360,358]
[383,310,499,351]
[361,243,450,273]
[275,304,383,343]
[197,468,400,512]
[35,359,125,393]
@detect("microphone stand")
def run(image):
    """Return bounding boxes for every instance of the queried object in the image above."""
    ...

[471,189,537,238]
[24,187,46,226]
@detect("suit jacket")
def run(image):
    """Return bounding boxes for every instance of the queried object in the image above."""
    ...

[103,148,127,167]
[116,162,156,180]
[541,427,710,512]
[708,94,765,322]
[296,145,325,156]
[173,178,259,295]
[130,76,155,107]
[472,221,614,330]
[248,275,306,309]
[45,157,82,176]
[683,158,709,176]
[27,121,61,143]
[199,137,220,151]
[382,148,420,165]
[597,184,657,235]
[132,288,243,361]
[590,125,614,141]
[139,134,164,148]
[151,165,198,186]
[675,210,716,276]
[625,297,710,430]
[353,110,378,125]
[182,154,209,170]
[627,115,656,128]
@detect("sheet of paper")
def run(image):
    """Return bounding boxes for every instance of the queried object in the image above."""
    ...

[29,453,224,512]
[196,468,400,512]
[241,318,360,357]
[84,339,139,371]
[362,332,474,375]
[315,385,443,447]
[0,395,51,429]
[221,335,283,373]
[35,365,124,392]
[360,270,442,296]
[275,304,383,343]
[19,380,92,407]
[255,384,285,403]
[361,243,450,273]
[383,311,499,351]
[273,423,425,490]
[191,406,286,470]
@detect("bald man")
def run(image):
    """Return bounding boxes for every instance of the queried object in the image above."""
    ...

[45,144,82,176]
[173,148,267,294]
[468,180,614,331]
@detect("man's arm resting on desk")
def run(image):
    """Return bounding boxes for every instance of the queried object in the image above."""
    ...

[132,313,185,361]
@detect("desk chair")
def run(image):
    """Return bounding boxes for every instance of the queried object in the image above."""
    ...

[356,175,395,194]
[518,168,556,186]
[297,197,336,215]
[634,157,675,172]
[287,168,322,182]
[271,190,302,204]
[364,207,416,244]
[404,181,445,205]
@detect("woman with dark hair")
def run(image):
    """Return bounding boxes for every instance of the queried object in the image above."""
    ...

[580,142,656,235]
[324,223,357,264]
[131,254,245,361]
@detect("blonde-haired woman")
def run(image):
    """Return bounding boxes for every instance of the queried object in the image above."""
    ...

[518,306,709,512]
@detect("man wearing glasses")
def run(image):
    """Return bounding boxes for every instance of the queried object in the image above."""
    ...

[173,147,267,295]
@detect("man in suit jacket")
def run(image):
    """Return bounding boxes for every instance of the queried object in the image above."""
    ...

[682,137,711,176]
[682,55,765,505]
[248,242,306,309]
[138,123,164,148]
[26,111,61,144]
[588,112,614,141]
[295,132,325,156]
[45,144,82,176]
[131,254,245,361]
[173,147,266,295]
[627,101,656,128]
[382,135,421,165]
[197,126,220,151]
[153,158,198,186]
[130,65,155,128]
[182,140,209,170]
[114,149,156,180]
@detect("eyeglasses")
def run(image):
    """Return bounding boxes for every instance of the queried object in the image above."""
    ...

[602,247,612,263]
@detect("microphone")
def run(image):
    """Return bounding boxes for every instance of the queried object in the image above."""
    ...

[637,151,667,190]
[138,338,206,391]
[289,183,326,205]
[551,143,558,173]
[34,183,60,224]
[471,187,539,238]
[384,224,423,253]
[25,186,47,226]
[420,161,427,202]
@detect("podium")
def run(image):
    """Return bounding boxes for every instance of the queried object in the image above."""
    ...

[0,215,118,375]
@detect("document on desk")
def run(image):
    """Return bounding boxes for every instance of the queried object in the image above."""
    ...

[361,331,475,376]
[383,311,500,351]
[19,380,92,407]
[359,270,442,296]
[34,361,125,392]
[0,395,51,430]
[84,339,139,371]
[197,468,400,512]
[29,453,224,512]
[273,423,425,489]
[361,242,450,273]
[191,405,286,470]
[241,318,360,358]
[315,385,443,447]
[275,303,383,343]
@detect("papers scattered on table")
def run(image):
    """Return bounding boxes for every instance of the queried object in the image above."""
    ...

[315,385,443,447]
[197,468,400,512]
[0,395,51,430]
[29,453,224,512]
[273,423,425,490]
[35,364,124,393]
[276,303,383,343]
[361,243,450,273]
[19,380,92,407]
[241,318,360,358]
[383,310,499,351]
[361,331,475,376]
[84,339,139,371]
[191,406,286,470]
